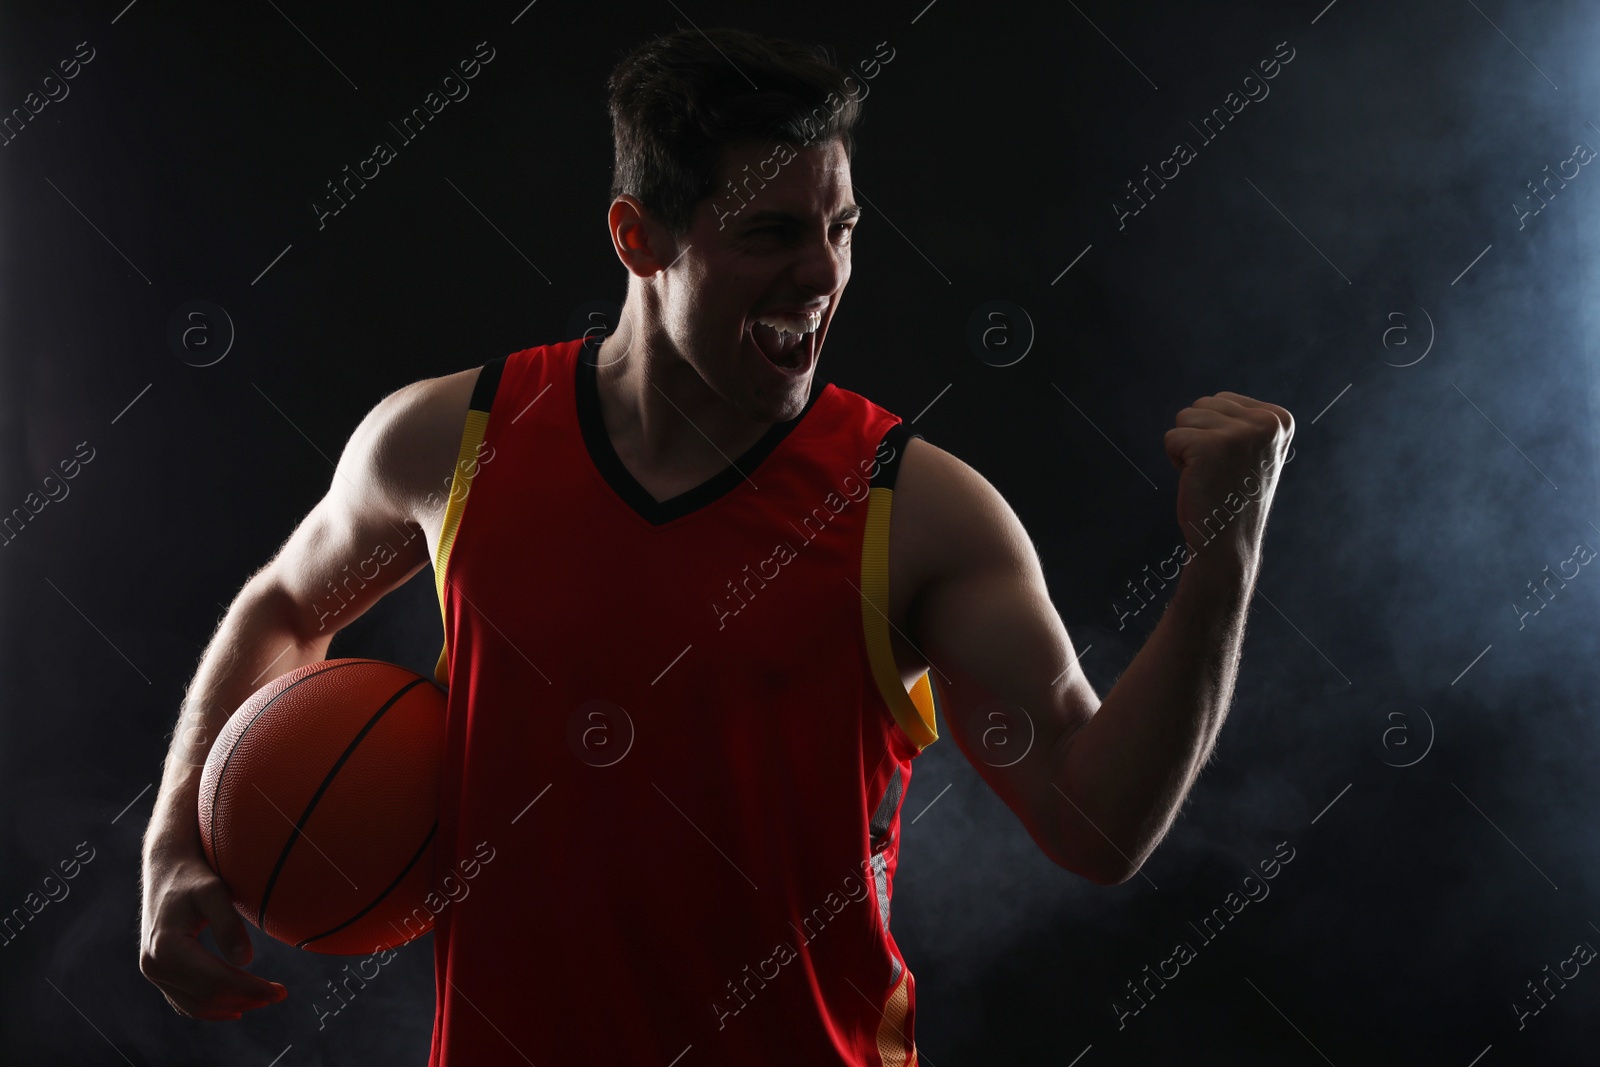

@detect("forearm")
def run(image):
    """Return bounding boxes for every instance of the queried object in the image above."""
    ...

[143,579,327,861]
[1051,548,1256,883]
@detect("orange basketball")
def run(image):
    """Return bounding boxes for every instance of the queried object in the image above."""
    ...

[198,658,447,955]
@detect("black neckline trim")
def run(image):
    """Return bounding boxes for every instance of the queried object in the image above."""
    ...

[574,335,826,526]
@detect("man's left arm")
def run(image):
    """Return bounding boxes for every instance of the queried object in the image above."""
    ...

[903,391,1294,885]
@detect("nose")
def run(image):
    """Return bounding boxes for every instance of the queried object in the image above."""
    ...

[792,226,848,298]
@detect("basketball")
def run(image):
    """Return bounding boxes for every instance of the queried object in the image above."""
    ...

[197,658,447,955]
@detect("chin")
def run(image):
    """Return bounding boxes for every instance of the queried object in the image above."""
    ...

[749,387,804,422]
[746,353,817,421]
[763,366,815,406]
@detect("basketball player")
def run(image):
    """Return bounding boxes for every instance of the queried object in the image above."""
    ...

[139,27,1293,1065]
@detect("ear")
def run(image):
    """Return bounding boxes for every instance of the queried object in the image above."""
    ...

[608,196,673,277]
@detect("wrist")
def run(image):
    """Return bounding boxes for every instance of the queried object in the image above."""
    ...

[143,825,205,869]
[142,782,204,860]
[1180,542,1255,596]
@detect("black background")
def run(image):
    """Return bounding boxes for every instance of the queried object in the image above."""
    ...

[3,0,1600,1063]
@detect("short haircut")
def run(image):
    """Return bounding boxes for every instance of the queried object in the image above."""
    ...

[606,27,864,238]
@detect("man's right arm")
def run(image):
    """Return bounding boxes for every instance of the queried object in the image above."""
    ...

[138,369,476,1021]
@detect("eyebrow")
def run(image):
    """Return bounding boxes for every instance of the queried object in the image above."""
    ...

[740,205,862,226]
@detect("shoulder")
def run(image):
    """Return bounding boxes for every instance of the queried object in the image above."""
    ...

[346,364,484,526]
[897,434,1020,538]
[895,434,1039,592]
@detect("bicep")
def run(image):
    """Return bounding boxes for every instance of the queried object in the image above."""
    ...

[906,444,1100,872]
[249,381,447,651]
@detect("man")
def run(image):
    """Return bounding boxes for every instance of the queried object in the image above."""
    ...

[139,26,1293,1065]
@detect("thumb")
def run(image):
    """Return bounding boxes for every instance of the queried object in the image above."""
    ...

[197,879,253,966]
[1162,427,1184,470]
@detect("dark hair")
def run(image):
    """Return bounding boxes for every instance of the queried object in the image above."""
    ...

[606,27,864,238]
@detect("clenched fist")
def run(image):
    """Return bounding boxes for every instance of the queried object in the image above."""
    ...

[1162,391,1295,564]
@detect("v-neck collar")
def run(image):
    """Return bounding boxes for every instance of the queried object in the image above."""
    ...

[573,335,826,526]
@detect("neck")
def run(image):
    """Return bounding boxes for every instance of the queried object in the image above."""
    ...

[592,311,777,482]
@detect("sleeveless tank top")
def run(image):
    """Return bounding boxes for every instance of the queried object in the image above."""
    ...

[424,336,939,1065]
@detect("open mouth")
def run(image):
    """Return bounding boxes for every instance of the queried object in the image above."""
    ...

[749,310,821,372]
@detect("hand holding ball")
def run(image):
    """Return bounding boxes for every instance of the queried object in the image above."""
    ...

[197,659,447,955]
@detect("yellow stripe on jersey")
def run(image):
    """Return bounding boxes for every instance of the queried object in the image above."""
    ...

[861,485,939,751]
[875,967,917,1066]
[433,406,491,685]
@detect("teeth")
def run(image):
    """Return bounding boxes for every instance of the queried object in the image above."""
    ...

[754,310,822,337]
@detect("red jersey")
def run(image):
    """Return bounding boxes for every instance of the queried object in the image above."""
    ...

[426,337,940,1065]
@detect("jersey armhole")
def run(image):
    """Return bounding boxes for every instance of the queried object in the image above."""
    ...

[432,355,509,685]
[860,421,939,752]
